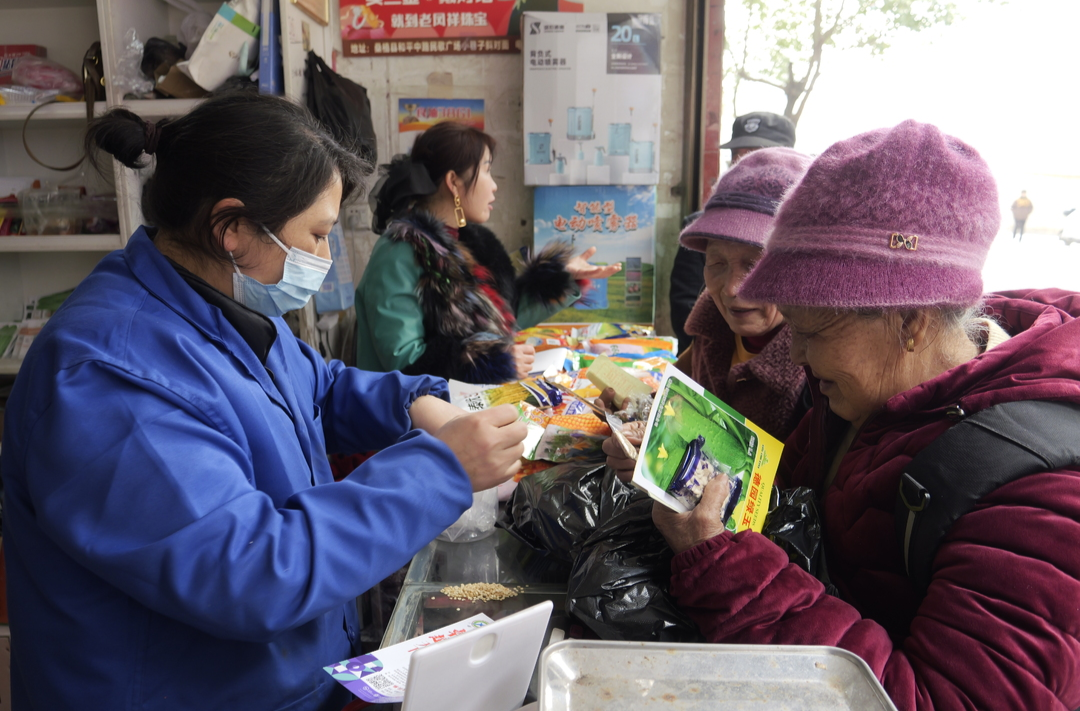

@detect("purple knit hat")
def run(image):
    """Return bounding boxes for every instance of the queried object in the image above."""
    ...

[679,147,812,252]
[740,120,1000,309]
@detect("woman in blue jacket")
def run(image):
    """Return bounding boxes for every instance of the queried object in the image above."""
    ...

[0,92,526,710]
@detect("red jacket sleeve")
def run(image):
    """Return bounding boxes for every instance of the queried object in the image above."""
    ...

[669,468,1080,711]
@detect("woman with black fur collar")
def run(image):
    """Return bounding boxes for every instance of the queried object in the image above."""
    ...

[356,122,619,383]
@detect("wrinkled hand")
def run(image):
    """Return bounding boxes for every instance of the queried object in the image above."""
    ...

[566,246,622,280]
[434,405,527,491]
[510,344,536,380]
[601,419,645,483]
[652,475,734,555]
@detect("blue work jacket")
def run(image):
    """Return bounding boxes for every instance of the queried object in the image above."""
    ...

[0,228,473,710]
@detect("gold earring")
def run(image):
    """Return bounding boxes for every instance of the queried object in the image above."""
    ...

[453,194,467,228]
[905,336,915,353]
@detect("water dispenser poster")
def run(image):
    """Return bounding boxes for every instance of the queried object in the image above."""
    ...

[533,185,656,324]
[397,98,485,154]
[523,12,661,187]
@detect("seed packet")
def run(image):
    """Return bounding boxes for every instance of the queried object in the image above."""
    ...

[631,365,782,532]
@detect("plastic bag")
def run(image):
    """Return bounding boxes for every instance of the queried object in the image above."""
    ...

[304,50,377,165]
[180,5,258,91]
[761,487,835,596]
[113,29,155,98]
[498,463,609,564]
[566,471,703,643]
[11,57,81,94]
[179,12,214,58]
[500,464,702,642]
[438,487,498,543]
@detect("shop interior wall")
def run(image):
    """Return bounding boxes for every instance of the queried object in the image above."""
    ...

[336,0,688,337]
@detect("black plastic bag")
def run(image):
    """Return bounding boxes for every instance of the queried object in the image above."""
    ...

[566,477,703,643]
[500,465,702,642]
[497,462,609,563]
[762,486,832,588]
[304,50,377,165]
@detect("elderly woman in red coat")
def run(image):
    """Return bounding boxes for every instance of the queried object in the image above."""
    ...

[654,121,1080,710]
[674,146,812,441]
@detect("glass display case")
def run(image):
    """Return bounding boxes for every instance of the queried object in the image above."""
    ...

[381,529,571,648]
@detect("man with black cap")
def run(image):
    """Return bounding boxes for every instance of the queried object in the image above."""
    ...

[670,112,797,351]
[720,111,797,162]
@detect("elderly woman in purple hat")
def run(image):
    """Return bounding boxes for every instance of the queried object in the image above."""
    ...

[603,148,811,478]
[673,146,812,440]
[654,121,1080,709]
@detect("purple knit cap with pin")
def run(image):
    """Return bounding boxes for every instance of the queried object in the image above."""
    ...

[740,120,1000,309]
[680,147,812,252]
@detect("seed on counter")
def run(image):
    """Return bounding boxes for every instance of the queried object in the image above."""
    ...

[440,583,524,602]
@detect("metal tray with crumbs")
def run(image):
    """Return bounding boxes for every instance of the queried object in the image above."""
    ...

[538,640,896,710]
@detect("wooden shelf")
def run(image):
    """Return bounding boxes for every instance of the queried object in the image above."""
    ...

[0,358,22,376]
[0,234,123,252]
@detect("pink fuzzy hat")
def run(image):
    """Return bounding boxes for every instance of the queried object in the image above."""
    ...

[680,147,812,252]
[740,120,999,309]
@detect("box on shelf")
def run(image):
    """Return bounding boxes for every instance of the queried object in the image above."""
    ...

[0,45,48,85]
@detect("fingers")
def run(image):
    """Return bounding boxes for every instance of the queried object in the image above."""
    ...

[623,420,646,443]
[482,403,521,427]
[652,500,682,528]
[503,458,522,480]
[699,474,732,514]
[591,263,622,278]
[577,246,597,260]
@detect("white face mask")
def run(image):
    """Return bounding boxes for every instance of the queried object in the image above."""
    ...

[231,226,332,318]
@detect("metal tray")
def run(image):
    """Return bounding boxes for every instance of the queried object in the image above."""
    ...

[538,640,897,710]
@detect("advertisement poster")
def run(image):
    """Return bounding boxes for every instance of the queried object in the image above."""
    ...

[523,12,661,186]
[533,185,655,324]
[397,98,484,154]
[341,0,583,57]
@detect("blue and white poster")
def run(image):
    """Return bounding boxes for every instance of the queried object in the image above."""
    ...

[523,12,661,186]
[533,185,655,324]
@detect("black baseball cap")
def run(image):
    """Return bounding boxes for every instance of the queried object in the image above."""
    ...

[720,112,796,149]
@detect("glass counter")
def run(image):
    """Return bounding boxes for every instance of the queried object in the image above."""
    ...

[381,528,571,648]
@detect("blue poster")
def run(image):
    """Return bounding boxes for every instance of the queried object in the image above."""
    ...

[533,185,655,324]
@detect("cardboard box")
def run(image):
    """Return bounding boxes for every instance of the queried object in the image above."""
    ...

[0,45,48,85]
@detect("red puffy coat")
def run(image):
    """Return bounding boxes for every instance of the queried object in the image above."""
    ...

[669,289,1080,710]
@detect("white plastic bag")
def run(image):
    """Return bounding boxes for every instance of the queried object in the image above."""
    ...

[178,2,259,91]
[437,488,498,543]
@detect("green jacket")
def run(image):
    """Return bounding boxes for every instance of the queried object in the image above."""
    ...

[355,211,580,383]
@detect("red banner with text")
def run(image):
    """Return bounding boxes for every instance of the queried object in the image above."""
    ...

[340,0,582,57]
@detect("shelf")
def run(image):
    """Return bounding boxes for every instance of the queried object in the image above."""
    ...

[0,101,105,128]
[0,359,22,376]
[117,98,205,122]
[0,234,123,252]
[0,0,95,8]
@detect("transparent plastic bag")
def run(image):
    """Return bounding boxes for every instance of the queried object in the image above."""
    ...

[179,12,214,59]
[114,29,154,98]
[437,487,498,543]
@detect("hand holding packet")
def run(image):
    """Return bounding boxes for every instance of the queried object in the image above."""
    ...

[630,366,782,532]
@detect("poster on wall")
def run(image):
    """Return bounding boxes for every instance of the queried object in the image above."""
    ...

[523,12,661,186]
[533,185,655,324]
[341,0,583,57]
[397,98,484,154]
